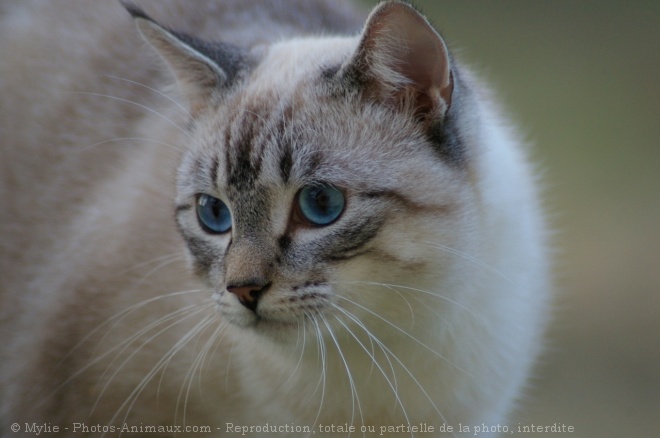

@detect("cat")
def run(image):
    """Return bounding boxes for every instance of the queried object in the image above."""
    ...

[0,0,550,436]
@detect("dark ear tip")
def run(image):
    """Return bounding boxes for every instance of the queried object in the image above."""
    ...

[120,1,153,22]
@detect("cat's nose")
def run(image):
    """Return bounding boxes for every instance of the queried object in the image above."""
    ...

[226,281,269,312]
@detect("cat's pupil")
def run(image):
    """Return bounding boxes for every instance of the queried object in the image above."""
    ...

[314,191,330,212]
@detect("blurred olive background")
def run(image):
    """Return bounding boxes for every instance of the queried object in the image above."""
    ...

[359,1,659,436]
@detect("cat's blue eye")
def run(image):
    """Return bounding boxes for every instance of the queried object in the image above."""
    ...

[196,194,232,234]
[297,185,345,226]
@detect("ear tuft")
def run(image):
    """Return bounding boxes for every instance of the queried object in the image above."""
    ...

[343,1,453,119]
[123,2,243,115]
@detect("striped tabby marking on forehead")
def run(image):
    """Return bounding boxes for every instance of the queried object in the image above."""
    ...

[275,104,295,184]
[224,108,263,189]
[278,140,294,184]
[209,154,220,188]
[221,98,296,191]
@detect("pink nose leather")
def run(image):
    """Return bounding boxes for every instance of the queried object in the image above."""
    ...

[226,283,267,311]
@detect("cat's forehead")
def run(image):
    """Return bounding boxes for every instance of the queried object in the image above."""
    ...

[247,36,357,95]
[202,93,425,190]
[185,36,455,200]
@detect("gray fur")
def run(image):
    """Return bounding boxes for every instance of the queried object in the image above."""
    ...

[0,1,549,434]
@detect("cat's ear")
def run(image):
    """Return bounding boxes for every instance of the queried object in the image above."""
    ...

[124,4,245,114]
[343,1,453,119]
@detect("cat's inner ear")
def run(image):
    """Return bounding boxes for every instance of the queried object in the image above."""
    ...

[126,5,244,114]
[343,1,453,119]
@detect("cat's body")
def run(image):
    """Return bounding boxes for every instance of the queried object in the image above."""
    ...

[0,1,549,436]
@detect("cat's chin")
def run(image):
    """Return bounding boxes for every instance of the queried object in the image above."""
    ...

[229,316,304,346]
[231,314,298,330]
[219,305,302,339]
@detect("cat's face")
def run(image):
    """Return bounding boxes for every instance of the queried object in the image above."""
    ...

[134,2,476,342]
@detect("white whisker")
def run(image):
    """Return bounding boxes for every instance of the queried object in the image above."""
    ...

[334,280,485,326]
[95,303,204,383]
[225,340,237,394]
[281,314,307,389]
[331,307,411,436]
[308,316,327,437]
[321,315,363,436]
[333,305,457,438]
[75,136,185,154]
[52,289,207,390]
[420,241,514,285]
[196,319,228,400]
[119,252,184,275]
[93,303,214,418]
[175,314,219,427]
[102,305,216,435]
[335,295,476,380]
[64,91,193,141]
[101,75,192,119]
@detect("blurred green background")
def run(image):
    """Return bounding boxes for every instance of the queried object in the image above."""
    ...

[359,1,660,436]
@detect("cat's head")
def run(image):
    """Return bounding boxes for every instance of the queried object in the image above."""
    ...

[129,1,478,341]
